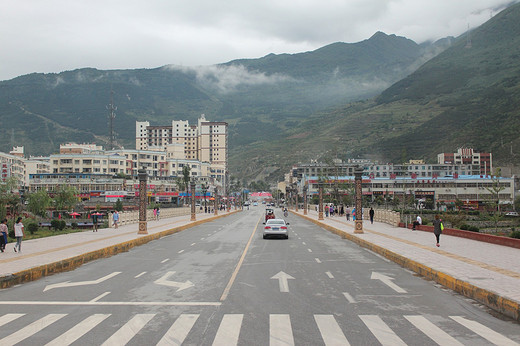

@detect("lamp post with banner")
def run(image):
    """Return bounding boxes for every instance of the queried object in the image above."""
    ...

[137,168,148,234]
[318,180,324,220]
[190,180,196,221]
[354,166,364,234]
[303,183,308,215]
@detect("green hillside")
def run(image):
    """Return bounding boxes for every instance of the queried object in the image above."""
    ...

[229,2,520,182]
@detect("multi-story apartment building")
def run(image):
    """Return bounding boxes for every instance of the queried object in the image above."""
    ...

[0,147,51,187]
[438,148,492,175]
[136,114,227,170]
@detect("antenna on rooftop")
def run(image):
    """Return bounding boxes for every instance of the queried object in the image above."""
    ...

[107,88,117,150]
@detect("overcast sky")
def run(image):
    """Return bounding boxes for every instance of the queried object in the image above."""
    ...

[0,0,516,81]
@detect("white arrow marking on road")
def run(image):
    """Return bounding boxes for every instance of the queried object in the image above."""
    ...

[271,271,295,293]
[154,271,194,292]
[370,272,407,293]
[43,272,121,292]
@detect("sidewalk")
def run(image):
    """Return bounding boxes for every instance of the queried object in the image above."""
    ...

[0,210,238,289]
[292,209,520,321]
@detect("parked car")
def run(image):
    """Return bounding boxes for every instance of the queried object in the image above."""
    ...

[505,211,519,217]
[263,219,289,239]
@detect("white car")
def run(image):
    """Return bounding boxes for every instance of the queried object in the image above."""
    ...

[263,219,289,239]
[505,211,519,217]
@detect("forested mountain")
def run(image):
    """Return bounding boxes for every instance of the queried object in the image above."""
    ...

[0,32,446,164]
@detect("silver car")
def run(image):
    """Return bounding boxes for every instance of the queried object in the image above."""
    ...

[263,218,289,239]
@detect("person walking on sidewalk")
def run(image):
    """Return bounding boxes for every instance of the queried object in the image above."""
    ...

[13,217,24,253]
[369,207,375,224]
[0,218,8,252]
[345,206,351,221]
[156,207,160,220]
[112,210,119,229]
[433,214,442,247]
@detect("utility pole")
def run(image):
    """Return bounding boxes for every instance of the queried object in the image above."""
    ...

[107,89,117,150]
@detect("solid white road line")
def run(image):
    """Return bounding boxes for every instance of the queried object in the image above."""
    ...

[342,292,357,303]
[270,314,294,346]
[101,313,155,346]
[450,316,519,346]
[0,313,25,327]
[90,292,110,302]
[314,314,351,346]
[404,315,464,346]
[45,314,111,346]
[0,314,66,345]
[212,314,243,346]
[359,315,406,346]
[325,271,334,279]
[156,314,199,346]
[0,300,221,306]
[134,271,147,278]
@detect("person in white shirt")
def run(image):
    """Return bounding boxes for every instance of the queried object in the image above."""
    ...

[412,215,422,231]
[13,217,24,253]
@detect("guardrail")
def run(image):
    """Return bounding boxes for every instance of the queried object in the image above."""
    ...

[107,207,201,227]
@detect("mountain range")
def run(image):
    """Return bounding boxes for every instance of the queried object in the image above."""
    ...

[1,2,519,183]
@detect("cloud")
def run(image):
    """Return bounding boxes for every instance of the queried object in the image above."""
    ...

[165,64,293,93]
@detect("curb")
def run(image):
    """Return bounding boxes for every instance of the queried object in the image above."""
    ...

[293,211,520,321]
[0,210,241,289]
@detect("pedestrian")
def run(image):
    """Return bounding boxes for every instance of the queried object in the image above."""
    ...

[13,217,24,253]
[369,207,375,224]
[153,207,157,220]
[345,206,351,221]
[112,210,119,229]
[92,213,99,232]
[325,205,329,217]
[433,214,442,247]
[412,214,422,231]
[156,207,160,220]
[340,205,344,216]
[0,218,8,252]
[352,207,356,221]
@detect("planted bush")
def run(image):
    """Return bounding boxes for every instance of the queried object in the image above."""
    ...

[50,219,60,230]
[26,223,39,235]
[510,231,520,239]
[58,220,66,230]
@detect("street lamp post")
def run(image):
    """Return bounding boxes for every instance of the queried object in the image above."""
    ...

[190,180,196,221]
[354,166,364,234]
[202,184,208,213]
[318,181,324,220]
[137,168,148,234]
[214,186,218,216]
[303,184,308,215]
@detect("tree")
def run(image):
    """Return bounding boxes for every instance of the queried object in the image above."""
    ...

[53,185,79,211]
[0,177,19,219]
[114,198,124,212]
[514,195,520,212]
[182,165,191,204]
[485,168,505,232]
[27,189,52,217]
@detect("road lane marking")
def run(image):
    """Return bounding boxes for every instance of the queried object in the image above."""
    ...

[404,315,463,346]
[90,292,110,302]
[314,315,351,345]
[450,316,518,345]
[315,258,322,263]
[0,301,221,306]
[302,242,306,245]
[342,292,357,303]
[135,271,147,278]
[161,258,170,263]
[271,272,295,293]
[325,271,334,279]
[0,314,67,345]
[220,216,262,301]
[178,249,185,254]
[307,248,313,253]
[154,271,194,292]
[270,314,294,346]
[102,314,155,346]
[0,313,25,327]
[190,243,196,246]
[157,314,199,346]
[212,314,243,346]
[43,272,122,292]
[45,314,111,346]
[371,272,407,293]
[359,315,406,346]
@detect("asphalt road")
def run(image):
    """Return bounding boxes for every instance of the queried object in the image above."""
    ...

[0,207,518,345]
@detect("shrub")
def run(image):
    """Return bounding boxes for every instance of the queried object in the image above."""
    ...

[50,219,60,230]
[460,224,469,230]
[510,231,520,239]
[8,229,15,238]
[468,226,479,232]
[71,222,78,229]
[58,220,66,230]
[421,219,429,225]
[26,223,39,235]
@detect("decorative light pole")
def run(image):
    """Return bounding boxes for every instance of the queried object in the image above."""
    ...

[214,186,218,216]
[303,184,308,215]
[137,168,148,234]
[354,166,364,234]
[294,184,299,212]
[202,184,208,213]
[190,180,196,221]
[318,181,324,220]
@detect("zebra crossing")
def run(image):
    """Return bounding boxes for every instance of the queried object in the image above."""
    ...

[0,312,518,345]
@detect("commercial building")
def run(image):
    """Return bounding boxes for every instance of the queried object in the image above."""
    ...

[438,148,492,175]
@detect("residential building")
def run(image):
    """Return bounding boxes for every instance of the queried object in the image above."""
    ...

[438,148,492,175]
